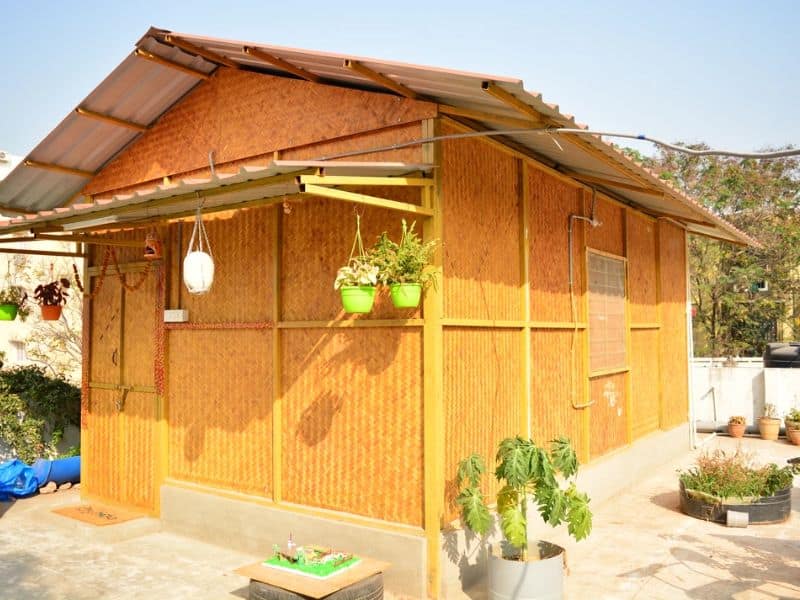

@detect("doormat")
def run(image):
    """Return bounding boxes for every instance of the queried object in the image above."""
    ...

[52,503,145,526]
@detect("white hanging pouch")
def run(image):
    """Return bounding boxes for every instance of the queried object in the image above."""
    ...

[184,206,214,295]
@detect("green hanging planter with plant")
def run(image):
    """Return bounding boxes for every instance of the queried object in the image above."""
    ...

[389,283,422,308]
[0,283,30,322]
[372,220,438,309]
[339,285,377,314]
[0,304,18,321]
[334,214,379,314]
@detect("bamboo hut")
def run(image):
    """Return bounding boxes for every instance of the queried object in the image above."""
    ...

[0,28,755,598]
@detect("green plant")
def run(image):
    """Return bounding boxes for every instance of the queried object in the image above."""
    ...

[455,436,592,561]
[33,278,71,306]
[763,403,778,419]
[334,257,379,289]
[679,448,793,503]
[371,220,438,287]
[786,408,800,423]
[0,284,30,320]
[0,365,80,463]
[728,415,746,425]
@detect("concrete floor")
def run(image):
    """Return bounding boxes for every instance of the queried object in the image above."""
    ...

[0,435,798,599]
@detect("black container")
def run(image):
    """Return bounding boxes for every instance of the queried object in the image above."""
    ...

[679,481,792,524]
[763,342,800,368]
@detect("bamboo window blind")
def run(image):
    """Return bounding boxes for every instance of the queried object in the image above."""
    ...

[588,252,627,372]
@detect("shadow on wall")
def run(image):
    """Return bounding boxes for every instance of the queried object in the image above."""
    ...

[442,524,491,598]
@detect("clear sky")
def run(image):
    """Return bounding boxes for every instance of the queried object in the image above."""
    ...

[0,0,797,157]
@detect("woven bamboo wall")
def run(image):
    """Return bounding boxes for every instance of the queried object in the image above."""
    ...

[84,389,121,503]
[89,281,121,384]
[122,274,157,386]
[281,328,423,526]
[658,222,689,429]
[441,124,521,320]
[168,329,273,496]
[281,198,419,322]
[176,206,274,324]
[589,373,627,457]
[443,328,521,521]
[626,213,658,323]
[630,330,660,439]
[117,391,158,510]
[530,330,586,459]
[528,170,584,323]
[85,69,435,196]
[586,198,624,257]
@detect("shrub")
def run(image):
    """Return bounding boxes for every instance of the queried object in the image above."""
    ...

[728,415,746,425]
[679,448,793,502]
[0,366,80,463]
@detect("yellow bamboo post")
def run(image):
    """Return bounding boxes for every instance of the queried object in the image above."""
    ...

[422,118,444,599]
[519,161,531,437]
[623,209,634,444]
[80,242,91,499]
[272,209,283,503]
[580,190,592,464]
[655,222,665,429]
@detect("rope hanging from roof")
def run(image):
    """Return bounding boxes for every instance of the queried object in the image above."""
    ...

[72,246,152,299]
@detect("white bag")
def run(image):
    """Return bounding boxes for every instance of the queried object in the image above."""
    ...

[184,206,214,295]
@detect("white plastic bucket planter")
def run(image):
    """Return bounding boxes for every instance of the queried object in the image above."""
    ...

[183,251,214,295]
[184,205,214,295]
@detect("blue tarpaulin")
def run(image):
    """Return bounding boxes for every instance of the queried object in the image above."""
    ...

[0,459,39,501]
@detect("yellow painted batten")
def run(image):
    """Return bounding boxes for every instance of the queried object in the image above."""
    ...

[623,210,634,445]
[272,208,283,504]
[300,183,433,216]
[519,160,532,437]
[163,35,240,69]
[277,319,423,329]
[133,49,211,79]
[243,46,320,82]
[24,159,94,179]
[630,323,661,330]
[344,59,418,99]
[437,104,542,129]
[75,107,149,132]
[588,366,631,379]
[298,175,433,187]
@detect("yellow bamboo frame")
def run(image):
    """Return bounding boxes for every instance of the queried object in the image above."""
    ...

[24,159,94,179]
[133,49,211,79]
[300,183,434,216]
[75,107,149,132]
[243,46,320,82]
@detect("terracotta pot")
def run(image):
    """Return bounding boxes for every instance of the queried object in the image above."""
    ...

[788,428,800,446]
[727,422,746,438]
[758,417,781,441]
[40,305,63,321]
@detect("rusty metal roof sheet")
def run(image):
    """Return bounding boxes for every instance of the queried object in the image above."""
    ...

[0,26,755,246]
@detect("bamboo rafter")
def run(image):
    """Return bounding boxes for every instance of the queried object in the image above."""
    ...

[244,46,320,82]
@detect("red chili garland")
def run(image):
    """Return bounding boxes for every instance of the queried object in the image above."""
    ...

[73,247,152,298]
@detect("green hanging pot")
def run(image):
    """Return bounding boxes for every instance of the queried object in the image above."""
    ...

[0,304,18,321]
[340,286,376,314]
[390,283,422,309]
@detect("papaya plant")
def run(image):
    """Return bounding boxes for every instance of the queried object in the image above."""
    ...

[456,436,592,560]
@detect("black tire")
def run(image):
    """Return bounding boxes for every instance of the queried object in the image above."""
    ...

[249,573,383,600]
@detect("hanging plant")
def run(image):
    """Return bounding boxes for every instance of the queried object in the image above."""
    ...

[184,205,214,295]
[371,220,438,309]
[334,214,379,314]
[34,277,70,321]
[0,285,30,322]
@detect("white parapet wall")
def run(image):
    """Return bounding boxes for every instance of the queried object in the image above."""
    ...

[692,358,800,424]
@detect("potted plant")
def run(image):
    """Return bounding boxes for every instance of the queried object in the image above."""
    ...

[372,220,437,309]
[679,448,793,524]
[785,408,800,446]
[727,415,747,438]
[33,278,70,321]
[334,257,380,313]
[0,285,30,321]
[456,436,592,600]
[758,403,780,441]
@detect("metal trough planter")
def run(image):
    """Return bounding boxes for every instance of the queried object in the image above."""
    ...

[679,480,792,524]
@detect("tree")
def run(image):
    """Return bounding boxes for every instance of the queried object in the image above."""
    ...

[624,145,800,357]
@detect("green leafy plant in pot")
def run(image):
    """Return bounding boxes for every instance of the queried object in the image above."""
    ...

[456,436,592,600]
[372,220,438,309]
[0,285,30,322]
[33,278,70,321]
[334,215,379,314]
[785,408,800,445]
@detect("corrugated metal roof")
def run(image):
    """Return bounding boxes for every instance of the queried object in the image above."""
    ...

[0,26,756,246]
[0,161,435,234]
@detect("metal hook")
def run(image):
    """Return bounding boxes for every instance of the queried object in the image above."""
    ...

[208,150,216,178]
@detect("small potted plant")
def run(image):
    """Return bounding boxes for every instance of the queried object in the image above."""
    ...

[758,403,780,441]
[727,415,747,438]
[0,284,30,321]
[456,436,592,599]
[33,278,71,321]
[372,220,438,309]
[785,408,800,446]
[334,257,379,313]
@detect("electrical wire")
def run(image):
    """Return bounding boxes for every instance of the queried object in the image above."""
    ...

[316,128,798,161]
